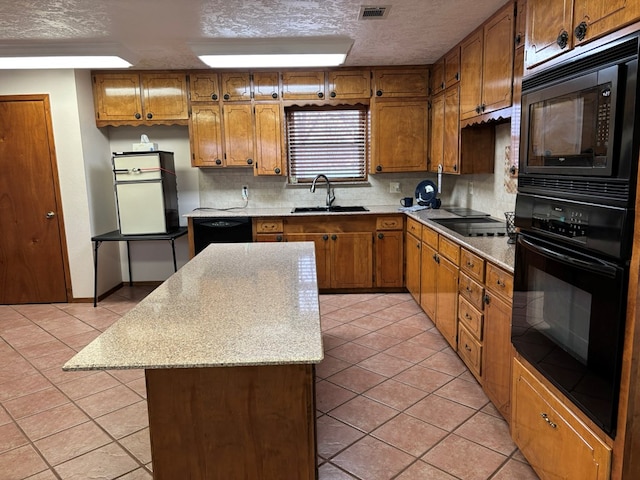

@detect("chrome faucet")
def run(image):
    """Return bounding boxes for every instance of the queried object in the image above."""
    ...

[310,174,335,208]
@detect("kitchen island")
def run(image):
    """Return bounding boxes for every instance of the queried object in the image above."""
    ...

[63,242,323,480]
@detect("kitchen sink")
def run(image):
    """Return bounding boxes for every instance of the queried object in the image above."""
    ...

[291,206,369,213]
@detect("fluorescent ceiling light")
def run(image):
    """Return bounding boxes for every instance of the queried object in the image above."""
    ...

[0,43,136,69]
[190,37,352,68]
[0,56,132,69]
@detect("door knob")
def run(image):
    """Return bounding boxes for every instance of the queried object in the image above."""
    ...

[46,211,55,219]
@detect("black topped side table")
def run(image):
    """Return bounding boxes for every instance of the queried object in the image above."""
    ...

[91,227,188,307]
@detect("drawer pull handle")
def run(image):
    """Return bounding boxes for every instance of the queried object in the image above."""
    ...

[466,261,474,268]
[465,313,472,320]
[497,279,505,287]
[464,344,472,352]
[541,413,557,429]
[466,286,472,293]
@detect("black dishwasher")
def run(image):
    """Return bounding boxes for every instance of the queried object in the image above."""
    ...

[192,217,253,254]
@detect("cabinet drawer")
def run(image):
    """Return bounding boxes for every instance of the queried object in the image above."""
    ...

[486,263,513,302]
[439,236,460,264]
[458,295,483,340]
[459,272,484,311]
[421,226,438,249]
[256,218,284,234]
[377,216,403,231]
[458,323,482,379]
[460,248,485,283]
[406,217,422,237]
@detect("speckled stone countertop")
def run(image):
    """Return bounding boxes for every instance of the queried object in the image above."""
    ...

[63,242,323,371]
[185,205,516,273]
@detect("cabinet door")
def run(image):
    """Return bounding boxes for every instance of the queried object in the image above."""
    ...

[254,104,284,176]
[573,0,640,46]
[189,73,220,102]
[281,71,326,100]
[481,3,515,114]
[420,242,438,321]
[430,93,445,173]
[371,100,428,173]
[431,59,445,94]
[286,233,330,289]
[405,232,421,302]
[330,233,373,289]
[223,103,254,167]
[459,30,483,120]
[373,68,429,97]
[444,47,461,86]
[253,72,280,100]
[525,0,574,68]
[93,73,143,124]
[483,292,512,419]
[375,230,404,288]
[220,73,252,101]
[443,86,460,174]
[512,358,612,480]
[190,106,224,167]
[328,70,371,99]
[436,256,459,349]
[141,73,189,121]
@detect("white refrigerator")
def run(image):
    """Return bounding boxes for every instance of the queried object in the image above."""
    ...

[112,151,179,235]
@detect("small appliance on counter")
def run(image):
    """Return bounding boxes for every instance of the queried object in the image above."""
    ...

[112,151,179,235]
[415,179,441,209]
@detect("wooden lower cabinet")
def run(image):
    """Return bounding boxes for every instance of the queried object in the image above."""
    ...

[436,255,459,349]
[483,289,512,418]
[512,357,612,480]
[375,229,404,288]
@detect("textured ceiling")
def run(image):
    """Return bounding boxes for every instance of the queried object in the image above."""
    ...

[0,0,509,69]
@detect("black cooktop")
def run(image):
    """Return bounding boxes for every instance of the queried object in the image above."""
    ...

[434,217,508,237]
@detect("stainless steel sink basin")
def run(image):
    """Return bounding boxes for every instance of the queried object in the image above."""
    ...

[291,206,369,213]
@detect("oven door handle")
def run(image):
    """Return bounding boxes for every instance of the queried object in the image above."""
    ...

[519,236,618,278]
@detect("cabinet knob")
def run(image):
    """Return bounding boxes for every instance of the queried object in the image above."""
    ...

[376,90,383,96]
[376,165,383,172]
[271,92,278,99]
[557,30,569,49]
[223,93,230,100]
[215,159,222,165]
[276,235,283,242]
[475,106,481,114]
[317,92,324,98]
[453,164,458,172]
[440,82,445,90]
[211,93,218,100]
[322,235,329,241]
[455,72,460,81]
[134,113,142,119]
[515,34,522,46]
[481,104,486,112]
[331,234,337,241]
[378,233,384,239]
[574,21,588,41]
[330,91,337,98]
[483,294,490,305]
[146,113,153,119]
[274,167,281,174]
[246,158,253,165]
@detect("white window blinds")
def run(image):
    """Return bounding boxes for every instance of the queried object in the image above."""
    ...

[286,107,368,183]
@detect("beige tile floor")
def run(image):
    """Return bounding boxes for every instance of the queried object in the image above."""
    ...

[0,286,539,480]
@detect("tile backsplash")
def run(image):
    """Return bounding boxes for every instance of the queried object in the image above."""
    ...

[199,122,517,219]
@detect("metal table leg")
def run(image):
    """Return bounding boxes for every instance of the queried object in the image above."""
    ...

[126,240,133,286]
[93,240,102,307]
[170,239,178,272]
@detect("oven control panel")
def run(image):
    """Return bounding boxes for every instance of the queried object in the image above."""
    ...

[532,204,588,239]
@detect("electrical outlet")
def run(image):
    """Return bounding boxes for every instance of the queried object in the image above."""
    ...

[468,181,474,195]
[389,182,401,193]
[242,185,249,200]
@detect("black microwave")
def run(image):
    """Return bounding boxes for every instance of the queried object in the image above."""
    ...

[518,34,640,207]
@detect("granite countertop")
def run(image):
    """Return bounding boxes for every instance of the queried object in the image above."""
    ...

[184,204,516,272]
[63,242,323,371]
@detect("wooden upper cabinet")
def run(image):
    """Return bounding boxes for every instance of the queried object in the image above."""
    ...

[254,103,284,176]
[444,46,461,86]
[371,100,428,173]
[525,0,574,68]
[515,0,527,49]
[525,0,639,69]
[281,71,326,100]
[253,72,280,100]
[190,105,224,167]
[93,72,188,126]
[223,103,254,167]
[220,73,252,101]
[431,59,446,94]
[443,86,461,174]
[327,70,371,99]
[189,72,220,102]
[373,67,429,97]
[460,2,515,121]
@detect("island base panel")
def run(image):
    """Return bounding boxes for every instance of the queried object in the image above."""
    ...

[145,364,317,480]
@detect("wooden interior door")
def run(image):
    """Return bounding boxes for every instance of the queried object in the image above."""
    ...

[0,95,69,304]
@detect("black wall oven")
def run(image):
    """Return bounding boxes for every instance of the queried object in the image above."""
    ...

[513,32,640,438]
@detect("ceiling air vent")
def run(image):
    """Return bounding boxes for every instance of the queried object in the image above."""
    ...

[358,5,391,20]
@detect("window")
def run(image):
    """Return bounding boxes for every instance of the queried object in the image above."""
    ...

[286,106,368,184]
